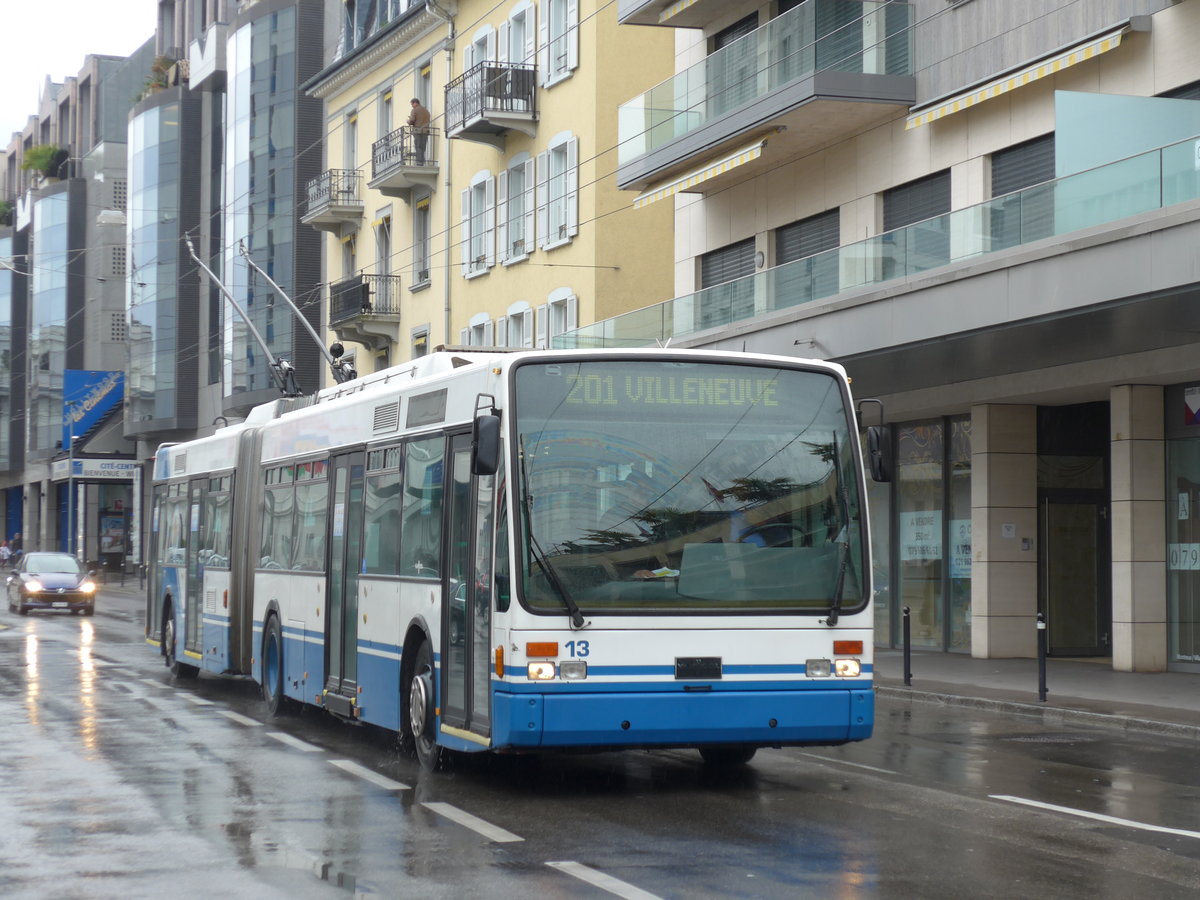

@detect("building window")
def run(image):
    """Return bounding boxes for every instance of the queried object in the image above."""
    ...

[411,325,429,358]
[700,238,755,287]
[461,171,495,277]
[537,132,578,250]
[499,153,534,263]
[774,208,840,304]
[540,0,578,86]
[991,134,1055,245]
[379,88,393,137]
[344,111,358,169]
[413,195,431,286]
[883,170,951,276]
[537,287,577,348]
[502,1,535,65]
[461,312,494,346]
[498,301,534,348]
[698,238,755,330]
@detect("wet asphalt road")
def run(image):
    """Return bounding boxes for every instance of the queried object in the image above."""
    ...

[1,590,1198,899]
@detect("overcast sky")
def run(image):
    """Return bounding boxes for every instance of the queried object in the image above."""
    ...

[1,1,159,142]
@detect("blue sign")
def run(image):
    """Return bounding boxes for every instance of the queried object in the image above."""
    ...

[63,370,124,448]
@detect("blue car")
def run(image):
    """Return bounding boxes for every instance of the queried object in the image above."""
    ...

[6,552,97,616]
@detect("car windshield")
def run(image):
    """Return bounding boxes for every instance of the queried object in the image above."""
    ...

[25,554,83,576]
[512,358,866,615]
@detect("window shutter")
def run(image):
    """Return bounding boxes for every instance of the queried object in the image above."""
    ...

[882,170,951,231]
[497,170,509,262]
[535,150,549,249]
[536,303,548,348]
[484,175,496,267]
[565,137,579,238]
[524,7,537,66]
[522,309,534,347]
[522,158,535,251]
[699,238,755,288]
[460,327,469,345]
[991,134,1054,197]
[460,188,471,276]
[538,0,550,86]
[498,22,509,63]
[483,319,494,345]
[566,0,579,72]
[496,316,509,347]
[464,41,475,72]
[486,28,497,63]
[776,209,839,264]
[566,294,578,330]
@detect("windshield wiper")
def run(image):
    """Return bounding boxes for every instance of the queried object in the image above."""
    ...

[519,436,588,630]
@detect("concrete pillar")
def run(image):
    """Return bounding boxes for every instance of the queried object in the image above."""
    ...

[1110,385,1166,672]
[971,404,1038,658]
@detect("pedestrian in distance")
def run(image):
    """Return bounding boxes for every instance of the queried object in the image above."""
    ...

[0,540,9,570]
[408,98,431,166]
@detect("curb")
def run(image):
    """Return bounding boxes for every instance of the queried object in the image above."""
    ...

[876,684,1200,742]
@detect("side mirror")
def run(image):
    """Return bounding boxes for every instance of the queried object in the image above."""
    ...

[471,414,500,476]
[866,425,892,483]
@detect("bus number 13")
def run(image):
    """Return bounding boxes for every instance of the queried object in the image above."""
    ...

[564,640,589,658]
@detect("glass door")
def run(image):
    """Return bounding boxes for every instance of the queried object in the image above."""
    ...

[327,452,365,697]
[1039,491,1111,656]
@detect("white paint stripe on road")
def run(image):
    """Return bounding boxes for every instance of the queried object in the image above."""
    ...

[990,795,1200,840]
[797,752,898,775]
[546,862,664,900]
[328,759,410,791]
[183,695,215,706]
[266,731,324,753]
[139,678,168,689]
[218,710,263,727]
[422,802,523,843]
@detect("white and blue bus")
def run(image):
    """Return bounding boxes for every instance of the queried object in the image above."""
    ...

[148,347,888,768]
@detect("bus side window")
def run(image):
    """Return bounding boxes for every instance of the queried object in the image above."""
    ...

[495,487,510,612]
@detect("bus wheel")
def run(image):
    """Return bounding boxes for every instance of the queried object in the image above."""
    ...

[698,745,757,767]
[407,640,444,771]
[262,615,292,717]
[163,604,199,679]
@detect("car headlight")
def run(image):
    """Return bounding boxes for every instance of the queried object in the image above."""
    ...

[25,579,43,594]
[80,581,96,594]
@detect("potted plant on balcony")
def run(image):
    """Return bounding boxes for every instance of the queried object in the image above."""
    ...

[21,144,70,182]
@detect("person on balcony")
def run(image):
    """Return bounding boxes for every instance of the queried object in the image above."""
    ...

[408,99,431,165]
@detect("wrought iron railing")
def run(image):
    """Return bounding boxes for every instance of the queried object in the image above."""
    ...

[329,274,403,325]
[445,62,537,135]
[373,126,440,176]
[305,169,363,215]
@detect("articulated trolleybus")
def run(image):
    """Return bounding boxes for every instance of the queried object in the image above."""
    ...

[148,347,888,768]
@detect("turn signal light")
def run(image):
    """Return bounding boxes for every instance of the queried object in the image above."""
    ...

[527,642,558,657]
[834,641,863,655]
[495,646,505,678]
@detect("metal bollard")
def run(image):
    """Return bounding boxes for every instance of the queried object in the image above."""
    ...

[1036,611,1048,702]
[902,606,912,686]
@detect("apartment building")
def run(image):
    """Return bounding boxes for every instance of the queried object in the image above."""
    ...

[599,0,1200,672]
[303,0,675,373]
[0,49,153,563]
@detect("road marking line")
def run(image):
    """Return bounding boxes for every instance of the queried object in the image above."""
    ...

[990,795,1200,840]
[798,752,898,775]
[218,710,262,727]
[266,731,323,753]
[183,695,215,706]
[139,678,168,688]
[422,802,523,843]
[328,759,410,791]
[546,862,664,900]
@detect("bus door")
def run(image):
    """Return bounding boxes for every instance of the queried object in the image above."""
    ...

[441,433,494,740]
[185,482,203,658]
[326,451,365,704]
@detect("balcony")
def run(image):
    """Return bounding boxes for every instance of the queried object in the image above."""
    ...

[559,133,1200,387]
[369,126,439,199]
[329,274,404,352]
[445,61,537,149]
[617,0,914,194]
[618,0,725,28]
[301,169,364,232]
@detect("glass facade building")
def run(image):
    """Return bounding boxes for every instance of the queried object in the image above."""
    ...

[29,191,73,456]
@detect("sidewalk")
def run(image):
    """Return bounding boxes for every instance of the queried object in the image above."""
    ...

[875,649,1200,741]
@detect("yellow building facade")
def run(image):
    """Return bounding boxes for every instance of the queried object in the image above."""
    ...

[305,0,675,376]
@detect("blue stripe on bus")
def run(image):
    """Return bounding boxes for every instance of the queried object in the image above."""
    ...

[497,678,874,694]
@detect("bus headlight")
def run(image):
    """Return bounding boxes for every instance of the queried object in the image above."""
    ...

[559,660,587,680]
[835,658,861,677]
[806,658,831,677]
[527,662,557,680]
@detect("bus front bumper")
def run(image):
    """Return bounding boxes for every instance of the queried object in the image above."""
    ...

[492,686,873,750]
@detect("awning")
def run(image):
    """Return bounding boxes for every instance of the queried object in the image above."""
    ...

[632,140,766,209]
[658,0,700,24]
[906,24,1130,130]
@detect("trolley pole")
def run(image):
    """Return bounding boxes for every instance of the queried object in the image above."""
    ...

[1036,611,1048,702]
[902,606,912,686]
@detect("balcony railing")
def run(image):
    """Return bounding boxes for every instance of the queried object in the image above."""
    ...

[304,169,363,219]
[558,134,1200,348]
[373,125,439,175]
[330,274,403,326]
[618,0,913,165]
[445,61,537,137]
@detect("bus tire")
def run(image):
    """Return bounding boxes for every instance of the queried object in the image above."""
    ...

[406,639,444,771]
[698,745,757,767]
[163,602,199,679]
[262,614,292,716]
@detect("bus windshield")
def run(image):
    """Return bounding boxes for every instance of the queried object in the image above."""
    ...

[512,358,866,615]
